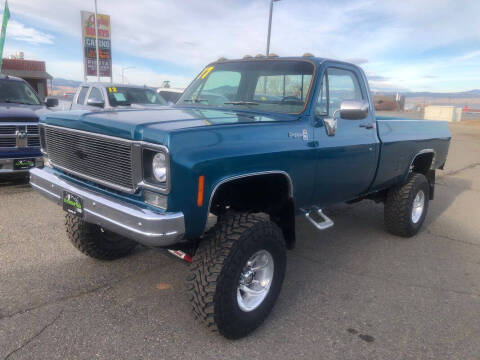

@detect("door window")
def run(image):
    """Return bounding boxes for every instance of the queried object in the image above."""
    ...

[327,68,363,116]
[316,68,363,117]
[76,86,89,104]
[316,74,328,116]
[88,87,104,103]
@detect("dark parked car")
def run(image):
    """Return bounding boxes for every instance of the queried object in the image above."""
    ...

[0,75,58,178]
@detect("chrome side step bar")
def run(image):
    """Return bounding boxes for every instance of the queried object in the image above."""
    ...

[303,206,334,230]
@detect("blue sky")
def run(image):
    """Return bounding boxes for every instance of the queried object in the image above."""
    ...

[3,0,480,92]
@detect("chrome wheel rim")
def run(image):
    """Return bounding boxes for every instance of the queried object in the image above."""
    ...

[237,250,274,312]
[411,190,425,224]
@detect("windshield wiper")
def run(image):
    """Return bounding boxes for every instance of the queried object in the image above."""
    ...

[3,99,36,105]
[224,101,259,106]
[182,99,209,104]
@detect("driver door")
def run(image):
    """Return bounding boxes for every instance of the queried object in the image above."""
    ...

[312,65,379,205]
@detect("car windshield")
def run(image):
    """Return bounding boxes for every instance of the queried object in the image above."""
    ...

[106,86,167,107]
[0,79,41,105]
[177,60,314,114]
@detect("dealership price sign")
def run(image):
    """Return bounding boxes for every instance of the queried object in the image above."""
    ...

[81,11,112,78]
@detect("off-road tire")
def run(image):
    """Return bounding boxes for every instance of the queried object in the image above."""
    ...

[65,214,136,260]
[187,212,286,339]
[384,173,430,237]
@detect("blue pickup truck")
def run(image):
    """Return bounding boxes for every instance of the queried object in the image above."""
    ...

[0,75,58,178]
[30,55,450,339]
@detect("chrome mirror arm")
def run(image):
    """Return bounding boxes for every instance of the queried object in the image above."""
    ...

[324,109,340,137]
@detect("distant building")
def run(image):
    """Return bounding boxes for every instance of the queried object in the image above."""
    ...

[1,58,52,99]
[373,93,405,111]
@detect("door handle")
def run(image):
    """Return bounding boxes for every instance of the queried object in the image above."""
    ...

[359,123,375,129]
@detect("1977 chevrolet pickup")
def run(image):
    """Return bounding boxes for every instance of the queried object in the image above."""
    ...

[30,55,450,339]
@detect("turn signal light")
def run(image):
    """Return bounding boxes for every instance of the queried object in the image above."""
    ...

[197,175,205,207]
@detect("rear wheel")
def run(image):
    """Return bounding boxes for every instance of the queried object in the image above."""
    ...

[65,214,136,260]
[384,173,430,237]
[187,212,286,339]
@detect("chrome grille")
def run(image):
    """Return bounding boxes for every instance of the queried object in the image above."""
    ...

[0,125,16,134]
[44,126,135,191]
[27,125,39,135]
[0,123,39,148]
[0,138,16,147]
[28,137,40,147]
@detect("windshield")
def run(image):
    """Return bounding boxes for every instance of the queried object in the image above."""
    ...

[177,60,314,114]
[106,86,167,107]
[0,79,41,105]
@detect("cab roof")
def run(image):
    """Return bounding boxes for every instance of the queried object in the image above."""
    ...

[208,55,360,69]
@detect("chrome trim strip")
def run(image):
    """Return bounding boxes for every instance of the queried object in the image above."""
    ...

[29,167,185,247]
[0,122,39,126]
[30,181,61,199]
[207,170,294,215]
[43,124,171,194]
[44,124,133,144]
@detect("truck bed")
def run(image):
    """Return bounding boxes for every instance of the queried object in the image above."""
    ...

[371,117,451,191]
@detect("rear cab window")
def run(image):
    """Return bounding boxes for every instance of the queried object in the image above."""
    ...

[88,87,104,103]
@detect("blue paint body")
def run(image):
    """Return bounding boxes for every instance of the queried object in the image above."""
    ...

[39,57,451,239]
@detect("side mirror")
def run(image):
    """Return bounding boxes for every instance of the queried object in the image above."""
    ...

[338,100,369,120]
[45,97,59,108]
[87,98,105,108]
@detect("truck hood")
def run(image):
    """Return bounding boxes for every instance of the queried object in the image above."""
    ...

[40,106,296,142]
[0,103,50,122]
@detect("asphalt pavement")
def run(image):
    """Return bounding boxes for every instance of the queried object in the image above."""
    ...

[1,122,479,360]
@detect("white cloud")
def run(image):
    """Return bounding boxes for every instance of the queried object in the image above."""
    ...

[7,20,54,44]
[454,50,480,62]
[8,0,480,91]
[111,65,192,88]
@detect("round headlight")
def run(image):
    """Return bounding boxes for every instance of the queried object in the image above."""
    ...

[152,152,167,182]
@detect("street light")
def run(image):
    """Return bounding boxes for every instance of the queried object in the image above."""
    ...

[121,66,135,84]
[266,0,281,56]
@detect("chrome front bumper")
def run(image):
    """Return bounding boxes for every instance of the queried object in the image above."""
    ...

[29,167,185,247]
[0,157,43,174]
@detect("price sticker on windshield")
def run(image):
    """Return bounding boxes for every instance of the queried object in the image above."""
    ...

[197,66,214,79]
[108,87,117,93]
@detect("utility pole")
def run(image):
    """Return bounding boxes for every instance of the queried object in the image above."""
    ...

[121,66,135,84]
[266,0,281,56]
[94,0,100,82]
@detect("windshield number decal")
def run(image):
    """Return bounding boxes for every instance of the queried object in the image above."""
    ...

[108,87,117,93]
[197,66,214,79]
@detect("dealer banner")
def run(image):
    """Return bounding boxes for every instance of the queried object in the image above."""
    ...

[81,10,112,78]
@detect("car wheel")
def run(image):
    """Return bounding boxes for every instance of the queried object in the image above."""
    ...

[384,173,430,237]
[187,212,286,339]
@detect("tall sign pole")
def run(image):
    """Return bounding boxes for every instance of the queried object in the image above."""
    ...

[0,0,10,72]
[94,0,100,82]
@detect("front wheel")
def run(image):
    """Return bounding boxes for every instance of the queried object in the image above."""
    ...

[384,173,430,237]
[187,213,286,339]
[65,214,137,260]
